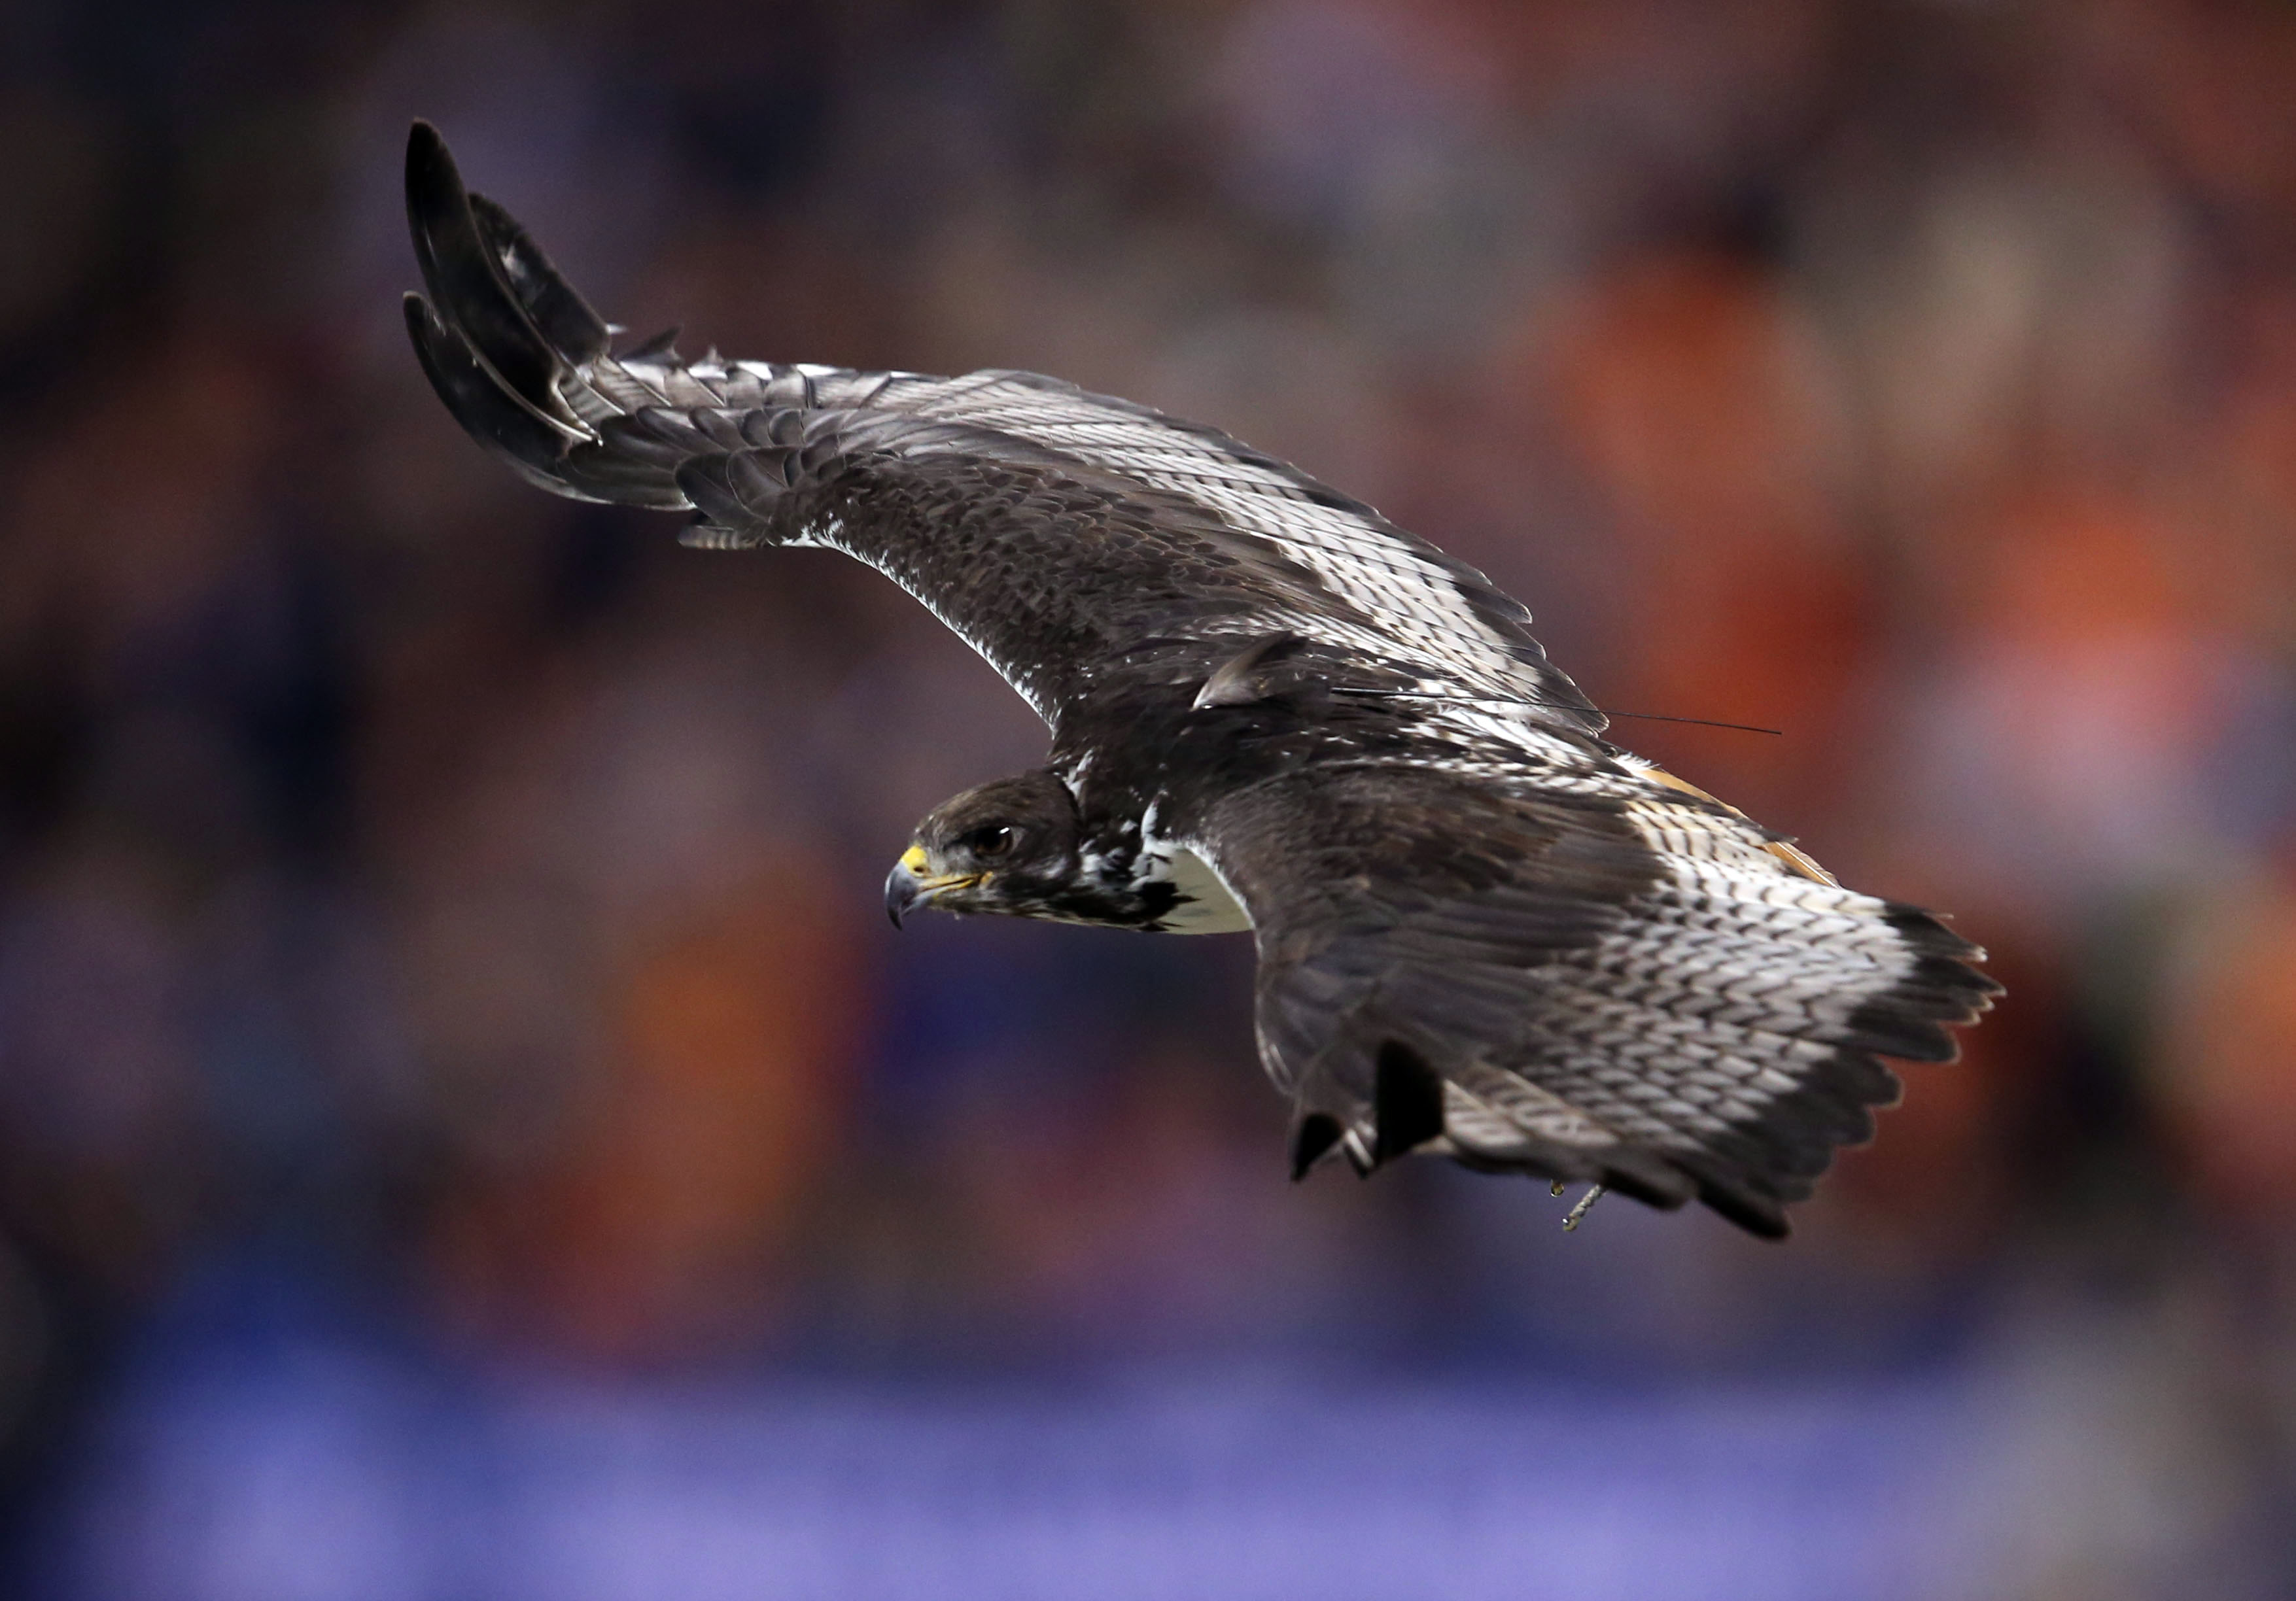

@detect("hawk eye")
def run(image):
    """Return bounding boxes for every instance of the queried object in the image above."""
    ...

[966,823,1016,859]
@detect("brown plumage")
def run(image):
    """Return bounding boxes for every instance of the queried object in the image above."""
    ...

[404,122,1996,1238]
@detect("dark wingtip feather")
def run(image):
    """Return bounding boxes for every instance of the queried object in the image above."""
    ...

[1373,1042,1446,1164]
[406,120,449,218]
[402,293,576,489]
[404,120,467,306]
[1288,1112,1344,1181]
[466,191,611,365]
[1690,1168,1792,1240]
[1588,1152,1696,1212]
[1883,905,2004,993]
[1845,1016,1959,1064]
[1864,906,2004,1042]
[404,120,568,419]
[1680,904,2001,1236]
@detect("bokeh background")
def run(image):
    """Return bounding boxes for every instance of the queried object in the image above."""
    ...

[2,0,2294,1595]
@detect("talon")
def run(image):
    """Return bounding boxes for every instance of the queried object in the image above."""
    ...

[1550,1180,1565,1197]
[1562,1184,1607,1232]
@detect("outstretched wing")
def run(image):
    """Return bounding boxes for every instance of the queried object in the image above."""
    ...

[402,122,1600,742]
[1194,765,1998,1237]
[404,122,1998,1235]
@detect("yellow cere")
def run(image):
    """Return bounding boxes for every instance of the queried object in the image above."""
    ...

[900,845,929,874]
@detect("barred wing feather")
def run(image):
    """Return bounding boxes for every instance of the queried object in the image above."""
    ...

[404,122,1598,746]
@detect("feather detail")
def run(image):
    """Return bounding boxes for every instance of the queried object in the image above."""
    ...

[404,122,1998,1239]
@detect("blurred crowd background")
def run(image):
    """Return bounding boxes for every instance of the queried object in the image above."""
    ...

[2,0,2295,1596]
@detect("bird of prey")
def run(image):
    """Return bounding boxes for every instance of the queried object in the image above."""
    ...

[402,122,1995,1238]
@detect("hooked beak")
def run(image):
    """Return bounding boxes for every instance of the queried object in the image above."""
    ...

[884,845,980,928]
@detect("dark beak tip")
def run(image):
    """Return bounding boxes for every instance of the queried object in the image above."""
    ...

[884,863,920,931]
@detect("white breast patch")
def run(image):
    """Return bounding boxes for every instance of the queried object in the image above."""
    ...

[1151,845,1253,934]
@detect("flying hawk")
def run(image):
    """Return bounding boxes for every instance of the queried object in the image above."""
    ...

[402,122,1995,1238]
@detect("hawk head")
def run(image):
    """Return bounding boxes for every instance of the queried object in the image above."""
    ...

[885,770,1093,927]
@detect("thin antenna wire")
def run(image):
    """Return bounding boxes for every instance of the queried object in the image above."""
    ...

[1588,709,1783,736]
[1331,688,1783,737]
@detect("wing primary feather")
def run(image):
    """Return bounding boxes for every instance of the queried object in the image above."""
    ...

[464,190,610,363]
[402,294,589,492]
[1287,1112,1345,1181]
[404,122,579,429]
[1372,1041,1447,1165]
